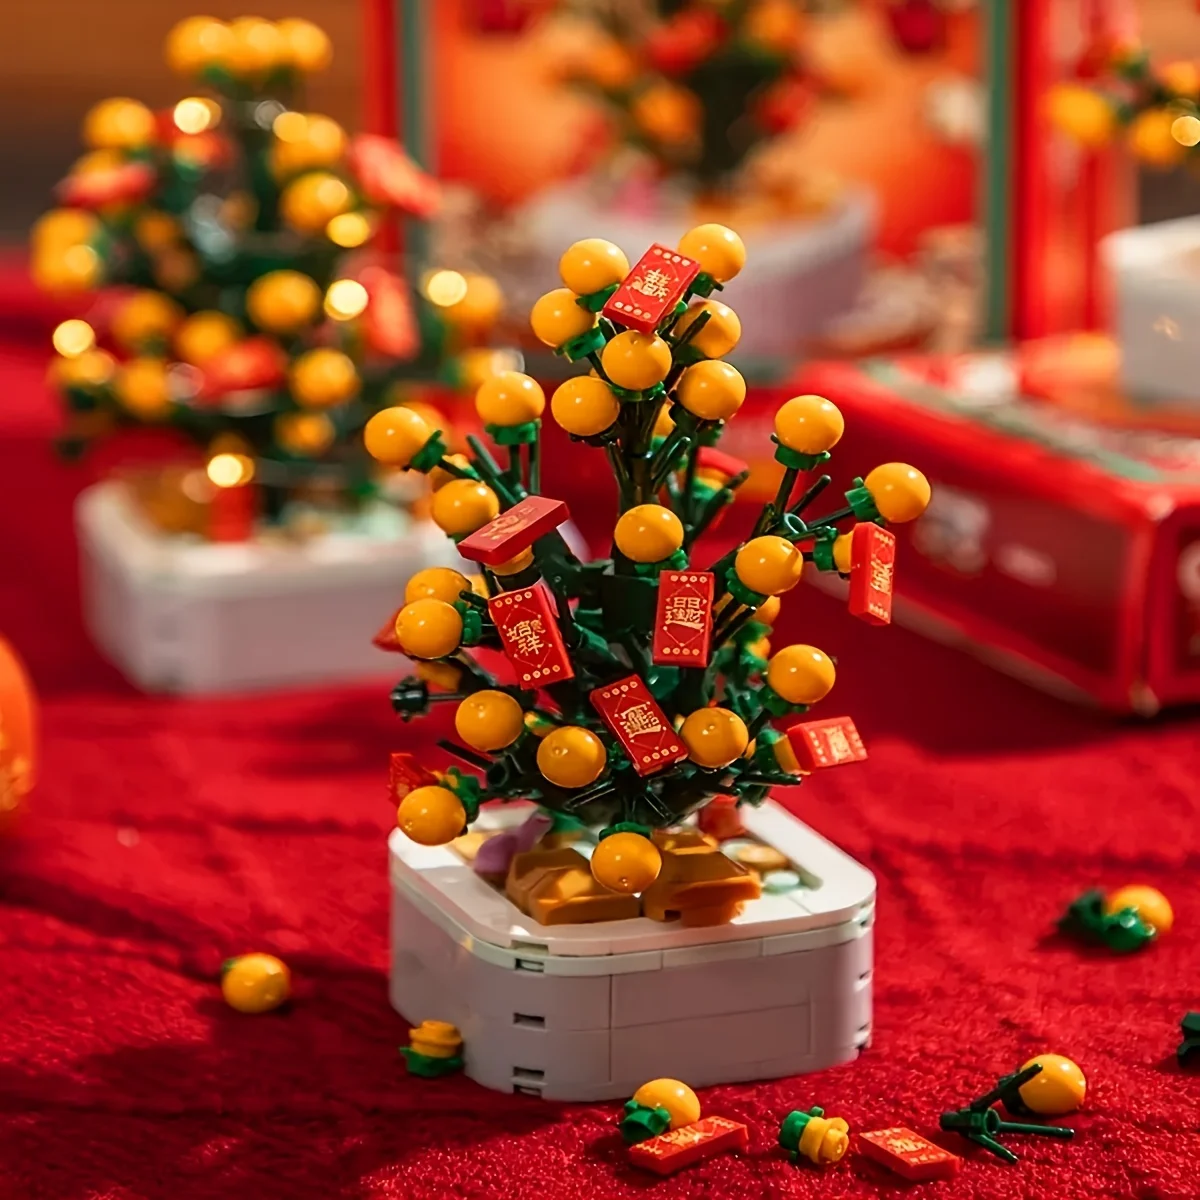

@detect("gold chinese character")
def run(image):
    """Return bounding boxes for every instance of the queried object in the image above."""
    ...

[888,1137,925,1154]
[664,594,706,631]
[826,726,853,762]
[869,558,894,594]
[510,618,546,658]
[485,513,526,540]
[629,268,673,299]
[620,701,665,739]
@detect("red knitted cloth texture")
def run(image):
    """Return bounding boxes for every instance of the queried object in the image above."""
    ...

[0,334,1197,1200]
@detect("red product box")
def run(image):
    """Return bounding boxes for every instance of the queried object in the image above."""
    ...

[785,351,1200,713]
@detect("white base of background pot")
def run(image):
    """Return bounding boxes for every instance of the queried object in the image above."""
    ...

[389,799,874,1101]
[1106,216,1200,402]
[76,481,458,694]
[499,180,876,364]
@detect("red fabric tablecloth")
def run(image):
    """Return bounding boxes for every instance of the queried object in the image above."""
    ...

[1,337,1198,1200]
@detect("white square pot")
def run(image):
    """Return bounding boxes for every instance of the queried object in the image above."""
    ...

[389,800,874,1101]
[1106,216,1200,402]
[76,480,456,694]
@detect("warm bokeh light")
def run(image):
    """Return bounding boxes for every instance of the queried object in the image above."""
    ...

[325,211,371,248]
[324,279,369,320]
[271,110,308,142]
[425,269,469,307]
[206,452,255,488]
[52,319,96,359]
[1172,114,1200,147]
[173,97,220,135]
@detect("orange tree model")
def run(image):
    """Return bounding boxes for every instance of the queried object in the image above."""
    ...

[32,16,504,523]
[366,226,929,899]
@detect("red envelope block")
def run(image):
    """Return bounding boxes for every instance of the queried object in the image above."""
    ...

[652,571,714,666]
[786,717,866,770]
[603,244,700,333]
[360,266,419,360]
[859,1128,961,1182]
[389,752,436,804]
[457,497,570,566]
[590,675,685,775]
[489,585,574,689]
[848,522,896,626]
[347,134,440,216]
[373,608,404,652]
[628,1116,749,1176]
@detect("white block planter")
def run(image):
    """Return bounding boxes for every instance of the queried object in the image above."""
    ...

[1106,217,1200,402]
[76,480,458,694]
[389,800,874,1101]
[496,180,875,363]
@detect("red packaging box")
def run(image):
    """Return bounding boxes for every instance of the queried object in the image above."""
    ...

[772,351,1200,714]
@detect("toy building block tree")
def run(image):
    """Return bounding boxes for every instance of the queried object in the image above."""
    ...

[546,0,822,190]
[1048,37,1200,170]
[368,225,929,916]
[32,15,506,534]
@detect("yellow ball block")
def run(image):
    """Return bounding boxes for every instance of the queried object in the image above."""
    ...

[395,599,463,659]
[773,736,801,775]
[227,16,284,76]
[165,17,234,75]
[441,272,504,331]
[1046,84,1116,148]
[551,376,620,437]
[221,953,291,1014]
[174,310,241,365]
[681,707,749,769]
[632,1079,701,1129]
[51,348,116,392]
[653,405,675,439]
[602,331,672,392]
[735,536,803,596]
[114,359,173,421]
[492,548,534,576]
[614,504,684,563]
[271,113,347,178]
[775,394,844,455]
[455,690,525,752]
[864,463,931,523]
[276,18,333,73]
[364,406,433,467]
[82,98,156,150]
[675,300,742,359]
[111,291,185,351]
[247,270,321,333]
[559,238,629,295]
[398,785,467,846]
[1018,1055,1087,1117]
[431,479,500,537]
[475,371,545,427]
[32,208,99,254]
[631,82,701,146]
[32,243,103,295]
[768,645,836,705]
[405,567,470,606]
[289,348,360,409]
[678,224,746,283]
[275,412,336,456]
[429,453,473,492]
[537,725,607,789]
[591,833,663,895]
[833,533,853,573]
[677,360,746,421]
[1128,108,1186,169]
[280,172,353,234]
[530,287,596,348]
[756,595,781,626]
[1105,885,1173,935]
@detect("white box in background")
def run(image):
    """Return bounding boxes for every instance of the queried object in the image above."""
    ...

[76,480,457,694]
[390,800,874,1101]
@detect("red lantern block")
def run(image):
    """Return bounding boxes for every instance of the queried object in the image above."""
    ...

[57,161,156,210]
[859,1128,961,1182]
[457,496,569,566]
[347,134,440,216]
[628,1116,749,1176]
[652,571,714,667]
[602,244,700,333]
[786,717,867,770]
[389,752,436,804]
[208,481,258,543]
[488,584,574,689]
[359,266,419,360]
[848,523,896,626]
[589,675,685,776]
[198,338,288,403]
